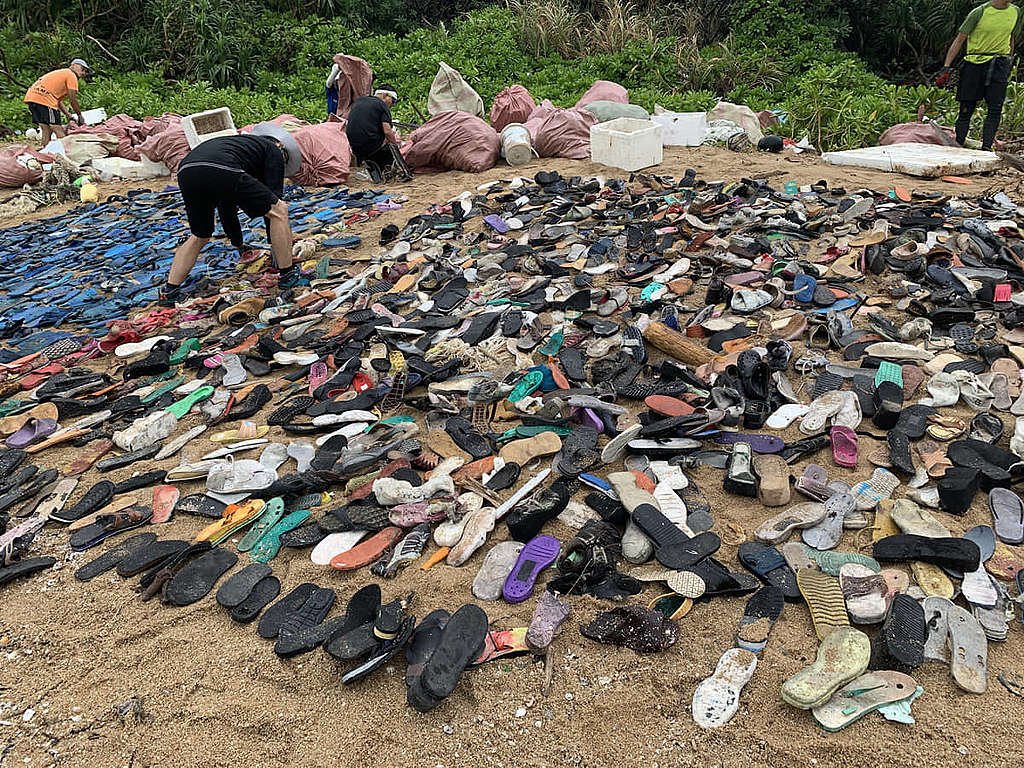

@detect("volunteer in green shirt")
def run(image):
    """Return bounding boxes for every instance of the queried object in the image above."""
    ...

[937,0,1022,151]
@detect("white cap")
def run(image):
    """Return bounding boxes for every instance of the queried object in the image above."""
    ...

[70,58,91,73]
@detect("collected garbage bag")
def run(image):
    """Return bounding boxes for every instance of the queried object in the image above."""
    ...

[138,125,191,174]
[67,114,144,160]
[291,119,352,186]
[880,121,956,147]
[525,100,597,160]
[490,85,537,132]
[427,62,485,118]
[331,54,373,118]
[582,100,650,123]
[707,101,764,144]
[61,133,119,165]
[240,114,310,134]
[575,80,628,108]
[0,145,52,188]
[403,111,499,173]
[139,113,183,140]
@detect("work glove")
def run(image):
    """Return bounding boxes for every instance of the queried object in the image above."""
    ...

[935,66,951,87]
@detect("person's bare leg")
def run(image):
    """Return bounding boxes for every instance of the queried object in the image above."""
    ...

[167,235,209,285]
[51,124,66,140]
[267,200,293,270]
[39,124,52,148]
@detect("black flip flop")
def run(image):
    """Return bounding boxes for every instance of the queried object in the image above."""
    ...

[0,556,56,586]
[631,503,720,569]
[408,603,489,712]
[95,445,160,472]
[405,609,450,687]
[275,614,350,658]
[277,587,336,638]
[165,548,239,606]
[324,584,383,661]
[174,493,227,519]
[74,533,157,581]
[737,542,801,601]
[216,563,272,607]
[231,576,281,623]
[116,539,189,577]
[112,470,167,495]
[873,534,980,572]
[869,593,926,672]
[52,480,115,524]
[258,583,318,638]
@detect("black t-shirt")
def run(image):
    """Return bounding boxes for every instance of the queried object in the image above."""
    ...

[178,134,285,196]
[346,96,393,156]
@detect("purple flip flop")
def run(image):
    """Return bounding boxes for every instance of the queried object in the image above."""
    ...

[6,417,58,449]
[503,534,561,604]
[714,433,785,453]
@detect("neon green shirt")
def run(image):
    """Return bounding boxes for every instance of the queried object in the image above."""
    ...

[960,1,1022,63]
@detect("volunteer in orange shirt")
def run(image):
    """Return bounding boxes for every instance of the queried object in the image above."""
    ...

[23,59,91,146]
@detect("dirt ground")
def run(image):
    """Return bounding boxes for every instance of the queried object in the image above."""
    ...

[2,147,1023,768]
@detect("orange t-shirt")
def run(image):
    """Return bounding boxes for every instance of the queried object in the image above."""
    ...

[23,69,78,109]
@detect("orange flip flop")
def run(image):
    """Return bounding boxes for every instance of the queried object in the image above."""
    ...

[644,395,696,417]
[330,526,402,571]
[893,186,912,202]
[27,428,89,455]
[196,499,265,544]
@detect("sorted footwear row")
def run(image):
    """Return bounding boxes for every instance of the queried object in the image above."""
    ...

[2,168,1024,723]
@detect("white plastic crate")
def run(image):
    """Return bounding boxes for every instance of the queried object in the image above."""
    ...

[590,118,663,171]
[652,111,707,146]
[182,107,237,149]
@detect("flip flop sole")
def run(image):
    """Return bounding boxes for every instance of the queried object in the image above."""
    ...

[411,603,490,710]
[116,539,189,577]
[216,563,272,607]
[781,626,871,709]
[797,569,850,640]
[257,583,317,638]
[74,533,157,581]
[231,576,281,623]
[166,548,239,606]
[503,535,560,603]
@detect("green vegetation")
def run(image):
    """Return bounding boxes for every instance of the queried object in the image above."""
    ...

[0,0,1001,150]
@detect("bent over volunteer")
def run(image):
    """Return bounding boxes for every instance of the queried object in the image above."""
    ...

[23,59,91,147]
[938,0,1022,151]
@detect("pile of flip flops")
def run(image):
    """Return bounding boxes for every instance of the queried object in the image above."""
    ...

[3,168,1024,722]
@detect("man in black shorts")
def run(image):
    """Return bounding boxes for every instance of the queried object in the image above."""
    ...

[159,124,303,306]
[346,85,408,180]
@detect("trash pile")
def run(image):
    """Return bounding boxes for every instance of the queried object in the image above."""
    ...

[3,167,1024,724]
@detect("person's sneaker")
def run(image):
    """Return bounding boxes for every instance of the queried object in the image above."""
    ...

[157,287,181,308]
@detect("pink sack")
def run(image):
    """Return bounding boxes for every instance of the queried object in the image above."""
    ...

[575,80,628,108]
[490,85,536,132]
[879,121,955,146]
[402,112,499,174]
[139,113,182,139]
[67,114,144,160]
[0,145,53,188]
[525,100,597,159]
[291,118,352,186]
[332,54,373,118]
[137,126,191,174]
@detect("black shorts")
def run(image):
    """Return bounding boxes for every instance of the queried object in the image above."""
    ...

[176,165,278,239]
[27,102,62,126]
[958,57,1012,103]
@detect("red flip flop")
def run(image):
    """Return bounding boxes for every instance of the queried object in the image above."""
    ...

[330,527,403,571]
[831,426,859,468]
[152,484,180,524]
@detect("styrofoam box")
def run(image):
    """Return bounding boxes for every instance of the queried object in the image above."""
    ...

[652,111,707,146]
[182,107,237,149]
[590,118,663,171]
[81,107,107,125]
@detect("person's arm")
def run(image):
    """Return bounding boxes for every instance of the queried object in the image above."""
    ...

[218,202,245,252]
[66,90,83,123]
[326,63,340,89]
[382,105,400,144]
[944,32,968,67]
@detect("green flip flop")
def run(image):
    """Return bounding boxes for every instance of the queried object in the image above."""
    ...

[237,497,286,552]
[169,338,201,365]
[250,509,312,563]
[165,385,215,419]
[508,370,543,403]
[141,374,185,403]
